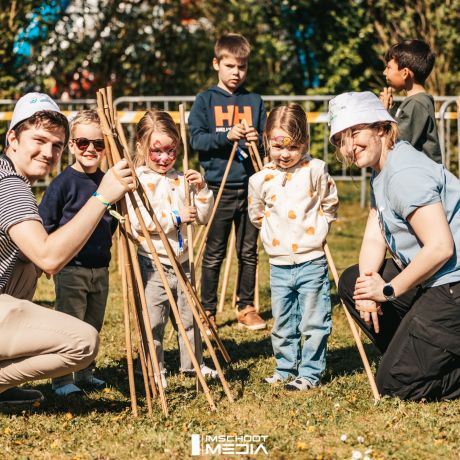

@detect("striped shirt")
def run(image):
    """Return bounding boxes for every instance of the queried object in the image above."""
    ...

[0,155,41,291]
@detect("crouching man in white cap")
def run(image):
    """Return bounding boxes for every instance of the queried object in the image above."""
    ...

[0,93,135,407]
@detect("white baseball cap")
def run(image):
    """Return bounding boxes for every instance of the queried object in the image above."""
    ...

[7,92,62,142]
[328,91,395,140]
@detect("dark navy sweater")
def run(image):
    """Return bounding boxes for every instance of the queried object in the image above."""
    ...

[38,166,117,268]
[188,85,266,187]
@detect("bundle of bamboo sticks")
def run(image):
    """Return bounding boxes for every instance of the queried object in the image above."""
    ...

[96,87,234,417]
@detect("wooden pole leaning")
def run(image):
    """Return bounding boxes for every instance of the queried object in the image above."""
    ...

[323,243,381,401]
[195,141,239,267]
[98,90,168,416]
[218,224,236,313]
[98,88,234,408]
[241,119,263,171]
[111,104,231,365]
[179,104,204,391]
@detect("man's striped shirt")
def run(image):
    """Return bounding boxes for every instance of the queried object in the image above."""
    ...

[0,155,41,291]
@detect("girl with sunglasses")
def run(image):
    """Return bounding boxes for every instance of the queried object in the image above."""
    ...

[128,110,217,387]
[248,104,339,391]
[39,110,116,396]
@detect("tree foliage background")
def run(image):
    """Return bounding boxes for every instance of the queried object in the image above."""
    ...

[1,0,459,99]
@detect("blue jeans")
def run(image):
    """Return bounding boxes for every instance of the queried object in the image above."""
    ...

[270,257,332,385]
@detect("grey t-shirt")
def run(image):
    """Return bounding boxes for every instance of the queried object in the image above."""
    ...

[390,93,442,163]
[371,141,460,287]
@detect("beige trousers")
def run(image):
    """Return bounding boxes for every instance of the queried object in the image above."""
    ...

[0,259,99,392]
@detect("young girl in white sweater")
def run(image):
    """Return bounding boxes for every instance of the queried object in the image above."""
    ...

[248,103,339,391]
[128,110,216,387]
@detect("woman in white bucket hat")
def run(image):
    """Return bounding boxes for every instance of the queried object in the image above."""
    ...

[330,91,460,401]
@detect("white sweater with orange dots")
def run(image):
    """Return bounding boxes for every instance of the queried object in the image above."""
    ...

[128,166,214,265]
[248,154,338,266]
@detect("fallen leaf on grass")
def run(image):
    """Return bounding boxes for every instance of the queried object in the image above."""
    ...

[296,441,308,450]
[64,412,73,420]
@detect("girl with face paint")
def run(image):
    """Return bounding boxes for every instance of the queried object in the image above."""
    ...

[127,110,217,386]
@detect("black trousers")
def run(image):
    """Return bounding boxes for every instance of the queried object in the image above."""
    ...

[201,185,259,314]
[339,259,460,401]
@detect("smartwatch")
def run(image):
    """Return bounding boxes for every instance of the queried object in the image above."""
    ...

[383,282,397,301]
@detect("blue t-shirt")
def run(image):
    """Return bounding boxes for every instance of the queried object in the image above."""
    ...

[371,141,460,287]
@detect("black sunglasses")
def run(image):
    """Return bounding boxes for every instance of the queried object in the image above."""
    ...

[72,137,105,152]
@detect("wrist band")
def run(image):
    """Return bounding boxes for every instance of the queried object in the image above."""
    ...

[171,210,181,227]
[92,191,125,224]
[171,210,184,253]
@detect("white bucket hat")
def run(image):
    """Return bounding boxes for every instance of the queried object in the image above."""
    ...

[328,91,395,140]
[6,92,61,143]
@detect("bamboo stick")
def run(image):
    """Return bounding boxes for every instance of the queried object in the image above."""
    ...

[218,225,236,313]
[120,243,138,416]
[100,88,233,406]
[324,243,381,401]
[113,112,231,363]
[195,142,239,265]
[179,104,203,391]
[98,93,168,416]
[241,119,263,171]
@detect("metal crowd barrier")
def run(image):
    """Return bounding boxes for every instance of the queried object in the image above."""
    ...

[1,95,458,207]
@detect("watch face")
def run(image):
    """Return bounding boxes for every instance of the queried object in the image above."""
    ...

[383,284,394,297]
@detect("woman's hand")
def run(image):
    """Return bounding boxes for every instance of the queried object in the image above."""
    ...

[353,271,386,302]
[98,159,136,204]
[355,299,383,333]
[185,169,204,192]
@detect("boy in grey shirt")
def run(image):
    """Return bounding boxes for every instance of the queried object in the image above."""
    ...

[380,39,441,163]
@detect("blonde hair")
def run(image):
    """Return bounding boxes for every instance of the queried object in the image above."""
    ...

[214,33,251,62]
[333,122,399,166]
[134,110,181,168]
[69,110,100,137]
[263,103,309,157]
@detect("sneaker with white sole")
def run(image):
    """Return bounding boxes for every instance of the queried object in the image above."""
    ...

[74,371,106,388]
[53,383,82,396]
[0,387,44,406]
[264,373,287,384]
[284,377,314,391]
[237,305,266,331]
[155,372,167,389]
[182,364,218,380]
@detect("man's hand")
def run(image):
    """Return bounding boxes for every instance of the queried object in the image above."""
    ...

[244,125,259,143]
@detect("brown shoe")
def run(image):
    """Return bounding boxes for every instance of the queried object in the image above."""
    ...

[237,305,266,331]
[205,311,218,336]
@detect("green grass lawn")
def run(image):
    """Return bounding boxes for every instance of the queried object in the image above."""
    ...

[1,182,459,459]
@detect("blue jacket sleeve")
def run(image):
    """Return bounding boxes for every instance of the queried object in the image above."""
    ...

[38,179,64,234]
[188,93,233,152]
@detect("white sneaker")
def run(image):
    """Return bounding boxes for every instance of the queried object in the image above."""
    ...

[284,377,314,391]
[200,364,218,379]
[155,372,167,389]
[264,373,286,384]
[53,383,82,396]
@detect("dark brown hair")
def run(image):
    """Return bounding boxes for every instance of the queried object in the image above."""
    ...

[13,111,70,145]
[385,39,435,84]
